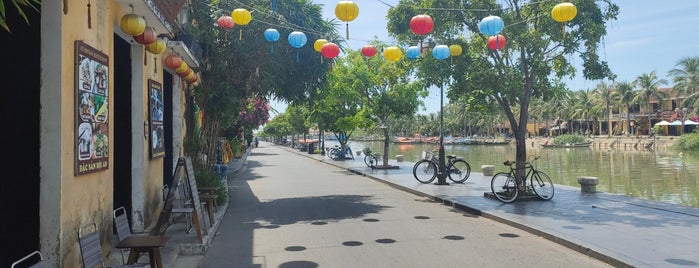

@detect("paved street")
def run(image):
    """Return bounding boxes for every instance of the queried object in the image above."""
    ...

[175,142,610,267]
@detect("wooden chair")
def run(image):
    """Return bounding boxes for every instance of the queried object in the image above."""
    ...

[11,250,44,268]
[78,222,149,268]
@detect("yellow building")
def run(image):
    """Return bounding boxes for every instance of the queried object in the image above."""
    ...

[1,1,202,266]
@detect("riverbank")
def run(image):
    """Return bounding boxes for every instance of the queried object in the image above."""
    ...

[527,135,677,150]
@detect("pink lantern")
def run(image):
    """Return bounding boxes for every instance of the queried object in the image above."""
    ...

[134,27,156,45]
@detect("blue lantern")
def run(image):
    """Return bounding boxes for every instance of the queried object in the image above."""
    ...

[478,15,504,36]
[288,31,307,62]
[406,46,420,59]
[432,45,450,60]
[264,28,280,53]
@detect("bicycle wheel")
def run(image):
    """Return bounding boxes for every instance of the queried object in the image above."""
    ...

[530,171,555,200]
[364,155,378,168]
[329,148,340,160]
[491,172,519,203]
[447,159,471,183]
[413,160,437,184]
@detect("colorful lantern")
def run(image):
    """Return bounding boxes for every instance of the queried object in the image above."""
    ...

[361,45,377,57]
[410,15,434,35]
[175,61,189,74]
[432,45,450,60]
[449,44,462,56]
[335,1,359,39]
[264,28,280,53]
[314,39,329,52]
[383,46,402,62]
[551,3,577,23]
[406,46,420,59]
[288,31,307,62]
[120,14,146,36]
[164,55,183,70]
[178,67,192,77]
[146,38,166,54]
[321,43,340,59]
[134,27,156,45]
[478,15,504,36]
[487,35,506,50]
[186,73,199,84]
[232,8,252,40]
[217,16,234,29]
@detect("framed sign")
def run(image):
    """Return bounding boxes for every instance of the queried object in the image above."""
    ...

[75,41,109,175]
[149,79,165,158]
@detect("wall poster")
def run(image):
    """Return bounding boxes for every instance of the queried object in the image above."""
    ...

[75,41,109,175]
[149,79,165,158]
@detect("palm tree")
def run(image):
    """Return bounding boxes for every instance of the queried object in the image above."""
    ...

[633,71,668,135]
[668,57,699,109]
[612,81,636,136]
[591,82,617,137]
[569,90,594,135]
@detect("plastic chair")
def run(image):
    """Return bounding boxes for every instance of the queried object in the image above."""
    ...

[11,250,44,268]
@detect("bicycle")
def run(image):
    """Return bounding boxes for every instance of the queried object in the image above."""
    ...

[362,147,380,168]
[413,150,471,184]
[490,155,555,203]
[328,144,354,160]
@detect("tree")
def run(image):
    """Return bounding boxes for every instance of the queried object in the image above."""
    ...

[668,57,699,109]
[0,0,39,33]
[591,82,616,137]
[633,71,668,135]
[612,81,636,136]
[387,0,618,191]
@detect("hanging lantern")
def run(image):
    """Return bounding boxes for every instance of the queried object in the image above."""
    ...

[164,55,183,70]
[478,15,504,36]
[383,46,402,62]
[264,28,280,53]
[217,16,235,29]
[184,71,195,81]
[134,27,156,45]
[361,45,377,57]
[410,15,434,35]
[231,8,252,40]
[321,43,340,59]
[178,67,192,77]
[175,61,189,75]
[432,45,450,60]
[487,35,506,50]
[314,39,329,52]
[146,38,166,54]
[406,46,420,59]
[551,3,577,23]
[120,14,146,36]
[335,1,359,39]
[288,31,308,62]
[186,73,199,84]
[449,44,462,56]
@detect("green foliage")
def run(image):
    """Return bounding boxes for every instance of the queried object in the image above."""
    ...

[192,157,229,204]
[652,125,664,136]
[0,0,40,33]
[673,133,699,151]
[553,134,587,145]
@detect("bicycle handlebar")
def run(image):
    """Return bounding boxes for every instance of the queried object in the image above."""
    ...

[503,156,541,167]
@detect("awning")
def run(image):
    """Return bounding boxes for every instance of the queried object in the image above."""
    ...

[684,120,699,125]
[654,120,670,126]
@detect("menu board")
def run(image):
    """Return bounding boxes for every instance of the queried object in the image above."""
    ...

[74,41,109,175]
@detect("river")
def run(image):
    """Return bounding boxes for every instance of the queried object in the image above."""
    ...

[323,140,699,209]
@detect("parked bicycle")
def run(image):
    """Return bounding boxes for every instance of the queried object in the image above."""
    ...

[490,155,554,203]
[413,150,471,184]
[327,144,354,160]
[362,147,380,168]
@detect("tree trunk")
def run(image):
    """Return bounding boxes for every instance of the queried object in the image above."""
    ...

[382,128,390,166]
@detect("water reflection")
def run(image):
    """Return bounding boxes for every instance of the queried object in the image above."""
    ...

[337,141,699,208]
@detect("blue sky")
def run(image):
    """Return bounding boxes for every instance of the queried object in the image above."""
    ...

[272,0,699,116]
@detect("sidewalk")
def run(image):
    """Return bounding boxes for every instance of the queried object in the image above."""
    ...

[161,143,699,268]
[283,145,699,268]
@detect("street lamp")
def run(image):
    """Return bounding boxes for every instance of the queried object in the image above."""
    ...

[432,45,450,185]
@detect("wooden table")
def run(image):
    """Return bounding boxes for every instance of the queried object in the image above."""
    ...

[116,235,168,268]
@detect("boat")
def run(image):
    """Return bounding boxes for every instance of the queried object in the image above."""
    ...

[541,142,592,148]
[392,136,422,144]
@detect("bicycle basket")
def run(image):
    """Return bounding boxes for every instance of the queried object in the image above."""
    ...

[362,147,372,154]
[422,151,433,160]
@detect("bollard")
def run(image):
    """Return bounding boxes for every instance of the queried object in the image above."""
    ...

[578,176,599,193]
[396,155,404,162]
[481,165,495,176]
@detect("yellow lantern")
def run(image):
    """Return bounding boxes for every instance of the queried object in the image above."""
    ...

[449,44,462,57]
[175,61,189,74]
[120,14,146,36]
[146,38,166,54]
[184,71,195,81]
[335,1,359,39]
[551,3,577,23]
[383,46,402,62]
[314,39,328,52]
[231,8,252,40]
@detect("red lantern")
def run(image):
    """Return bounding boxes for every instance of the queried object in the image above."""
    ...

[361,45,377,57]
[164,55,183,70]
[134,27,156,45]
[217,16,234,29]
[186,73,199,84]
[320,43,340,59]
[177,67,191,77]
[410,15,434,35]
[487,35,506,50]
